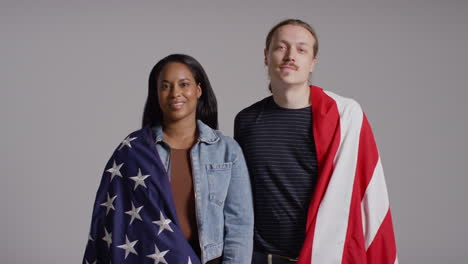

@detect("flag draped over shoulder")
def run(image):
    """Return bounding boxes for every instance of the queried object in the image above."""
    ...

[83,127,200,264]
[298,86,398,264]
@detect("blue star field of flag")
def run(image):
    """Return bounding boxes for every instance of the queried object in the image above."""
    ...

[83,127,201,264]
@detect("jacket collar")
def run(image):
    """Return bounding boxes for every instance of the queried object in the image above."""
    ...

[153,120,219,145]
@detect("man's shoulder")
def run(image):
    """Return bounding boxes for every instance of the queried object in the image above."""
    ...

[235,96,271,119]
[323,89,363,115]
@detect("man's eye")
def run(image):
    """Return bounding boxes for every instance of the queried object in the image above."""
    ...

[180,82,189,87]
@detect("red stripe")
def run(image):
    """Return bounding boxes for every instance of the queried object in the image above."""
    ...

[341,115,378,263]
[342,114,397,263]
[366,210,397,263]
[298,86,341,264]
[342,188,367,264]
[356,115,379,200]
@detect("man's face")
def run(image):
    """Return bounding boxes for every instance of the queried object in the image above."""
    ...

[265,24,317,88]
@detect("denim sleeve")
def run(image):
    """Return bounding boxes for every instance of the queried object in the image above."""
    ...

[222,143,254,263]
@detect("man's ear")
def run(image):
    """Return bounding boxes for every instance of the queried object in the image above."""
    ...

[310,57,318,73]
[264,48,268,66]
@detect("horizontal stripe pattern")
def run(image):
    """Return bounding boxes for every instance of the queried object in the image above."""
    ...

[234,96,318,258]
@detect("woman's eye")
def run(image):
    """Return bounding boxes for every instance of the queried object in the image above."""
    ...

[180,82,189,87]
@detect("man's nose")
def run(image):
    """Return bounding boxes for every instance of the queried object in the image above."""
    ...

[284,48,296,62]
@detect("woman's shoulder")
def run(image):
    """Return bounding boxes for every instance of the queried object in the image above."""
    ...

[211,130,245,162]
[108,127,154,155]
[213,129,239,148]
[197,121,243,162]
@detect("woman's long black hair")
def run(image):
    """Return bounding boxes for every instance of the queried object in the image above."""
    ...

[142,54,218,129]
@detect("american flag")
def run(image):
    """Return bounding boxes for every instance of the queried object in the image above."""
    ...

[83,127,201,264]
[297,86,398,264]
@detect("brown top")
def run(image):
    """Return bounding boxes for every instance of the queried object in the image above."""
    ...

[170,148,223,262]
[169,148,199,244]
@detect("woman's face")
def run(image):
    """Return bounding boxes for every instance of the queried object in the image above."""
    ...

[157,62,202,125]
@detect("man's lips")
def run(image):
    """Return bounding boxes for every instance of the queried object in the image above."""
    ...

[279,65,297,71]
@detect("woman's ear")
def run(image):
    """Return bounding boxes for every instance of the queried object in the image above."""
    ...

[197,83,202,98]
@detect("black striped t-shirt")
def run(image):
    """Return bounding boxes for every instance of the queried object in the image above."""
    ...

[234,96,318,258]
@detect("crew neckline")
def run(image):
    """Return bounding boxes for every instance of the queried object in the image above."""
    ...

[268,96,311,111]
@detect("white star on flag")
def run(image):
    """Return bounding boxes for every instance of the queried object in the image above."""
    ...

[188,256,192,264]
[130,168,150,190]
[125,202,143,225]
[146,244,169,264]
[117,235,138,259]
[100,193,117,215]
[152,211,174,235]
[119,136,137,150]
[102,227,112,249]
[106,160,124,182]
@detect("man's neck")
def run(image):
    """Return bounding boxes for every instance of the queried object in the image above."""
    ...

[271,82,311,109]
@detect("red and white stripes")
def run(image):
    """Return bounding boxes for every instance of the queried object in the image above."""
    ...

[298,86,397,264]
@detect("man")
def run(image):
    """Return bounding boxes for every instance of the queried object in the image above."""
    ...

[234,19,398,264]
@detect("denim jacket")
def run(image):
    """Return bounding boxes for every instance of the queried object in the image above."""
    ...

[152,120,254,264]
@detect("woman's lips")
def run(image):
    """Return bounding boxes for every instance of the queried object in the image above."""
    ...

[169,102,185,110]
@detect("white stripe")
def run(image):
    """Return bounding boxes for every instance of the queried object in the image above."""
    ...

[361,158,390,249]
[311,92,363,263]
[394,257,399,264]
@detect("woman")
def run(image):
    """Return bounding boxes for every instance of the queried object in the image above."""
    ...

[83,54,253,264]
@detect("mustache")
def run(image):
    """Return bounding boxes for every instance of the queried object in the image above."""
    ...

[279,63,298,70]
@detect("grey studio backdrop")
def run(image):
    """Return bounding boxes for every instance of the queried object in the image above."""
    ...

[1,0,467,263]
